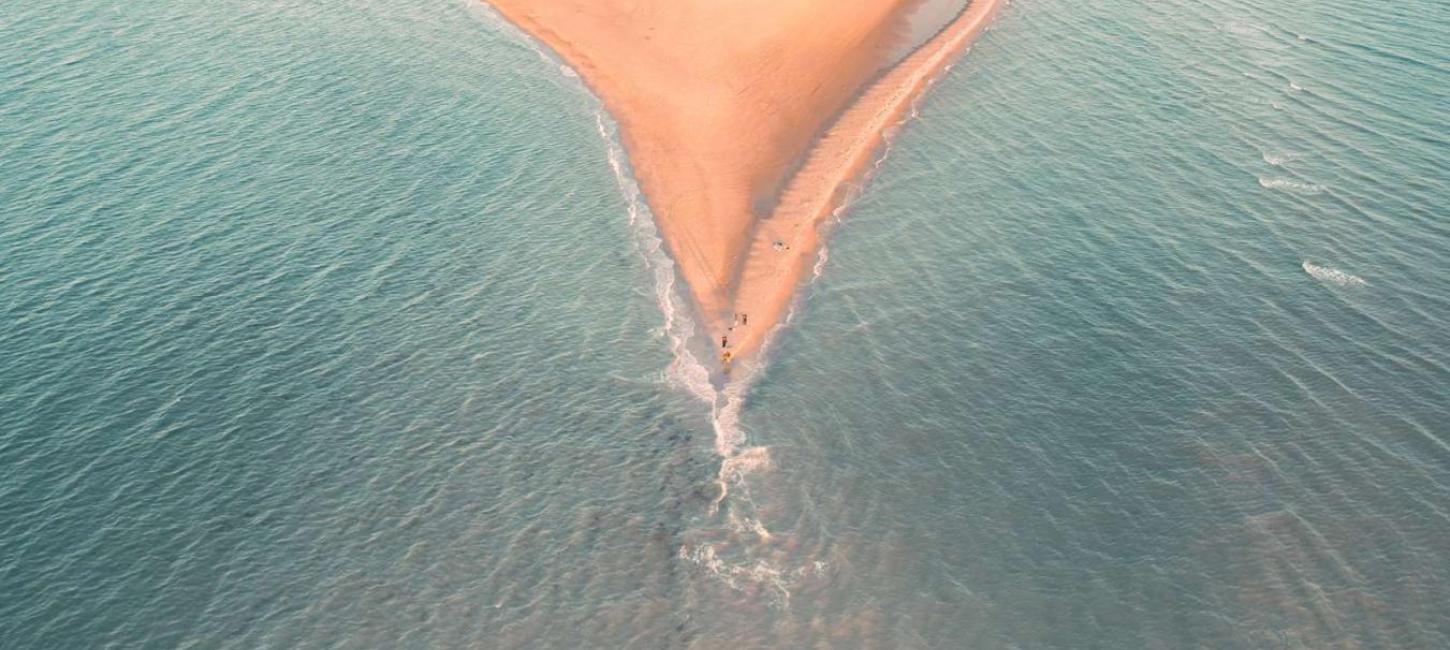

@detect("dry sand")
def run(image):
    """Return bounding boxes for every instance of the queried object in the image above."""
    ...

[483,0,1003,371]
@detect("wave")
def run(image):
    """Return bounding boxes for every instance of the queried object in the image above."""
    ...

[1262,151,1298,166]
[477,1,744,488]
[670,39,979,603]
[476,4,792,599]
[484,2,982,604]
[1303,261,1368,286]
[677,543,829,605]
[574,51,803,603]
[1259,176,1326,194]
[1222,21,1264,37]
[593,115,717,403]
[595,22,985,603]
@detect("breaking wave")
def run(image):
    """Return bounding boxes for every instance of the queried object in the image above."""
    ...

[1303,261,1367,286]
[1260,176,1326,194]
[1262,151,1298,166]
[484,2,981,605]
[521,31,803,602]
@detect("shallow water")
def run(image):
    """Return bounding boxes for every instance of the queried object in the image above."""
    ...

[890,0,975,64]
[3,0,1448,647]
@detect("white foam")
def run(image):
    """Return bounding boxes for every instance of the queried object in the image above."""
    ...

[1262,151,1298,166]
[1259,176,1326,195]
[472,4,557,71]
[485,8,904,603]
[812,245,831,281]
[573,52,804,601]
[677,542,829,607]
[593,114,718,406]
[1303,261,1367,286]
[668,58,966,595]
[1223,21,1262,37]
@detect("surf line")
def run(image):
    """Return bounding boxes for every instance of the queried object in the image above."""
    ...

[477,8,803,601]
[596,115,770,485]
[474,0,772,481]
[591,90,805,600]
[474,0,1005,407]
[475,0,1007,601]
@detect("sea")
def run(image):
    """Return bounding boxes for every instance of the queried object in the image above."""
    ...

[2,0,1447,647]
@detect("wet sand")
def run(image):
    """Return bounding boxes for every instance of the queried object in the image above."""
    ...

[483,0,1003,370]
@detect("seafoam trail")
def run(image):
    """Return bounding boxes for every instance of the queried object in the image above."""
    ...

[597,108,810,603]
[475,4,801,599]
[474,0,1001,604]
[1303,261,1368,286]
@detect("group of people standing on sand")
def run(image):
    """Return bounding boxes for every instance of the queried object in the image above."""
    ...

[720,313,749,367]
[719,240,788,368]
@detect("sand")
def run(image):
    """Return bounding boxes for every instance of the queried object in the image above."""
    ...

[483,0,1003,371]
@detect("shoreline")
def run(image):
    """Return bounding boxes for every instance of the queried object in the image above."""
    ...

[722,0,1005,366]
[481,0,1004,372]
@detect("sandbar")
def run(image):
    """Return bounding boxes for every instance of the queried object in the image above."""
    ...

[483,0,1003,371]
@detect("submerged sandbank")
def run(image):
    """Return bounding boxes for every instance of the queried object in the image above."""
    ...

[483,0,1003,371]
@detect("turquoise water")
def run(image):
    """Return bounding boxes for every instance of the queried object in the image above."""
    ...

[2,0,1447,647]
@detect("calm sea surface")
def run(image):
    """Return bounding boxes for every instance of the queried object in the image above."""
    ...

[2,0,1447,647]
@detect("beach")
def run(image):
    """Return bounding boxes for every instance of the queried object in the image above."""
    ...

[482,0,1004,369]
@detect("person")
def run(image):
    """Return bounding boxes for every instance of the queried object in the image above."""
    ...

[741,314,748,326]
[721,336,728,349]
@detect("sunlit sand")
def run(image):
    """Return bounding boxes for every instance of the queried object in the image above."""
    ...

[484,0,1003,372]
